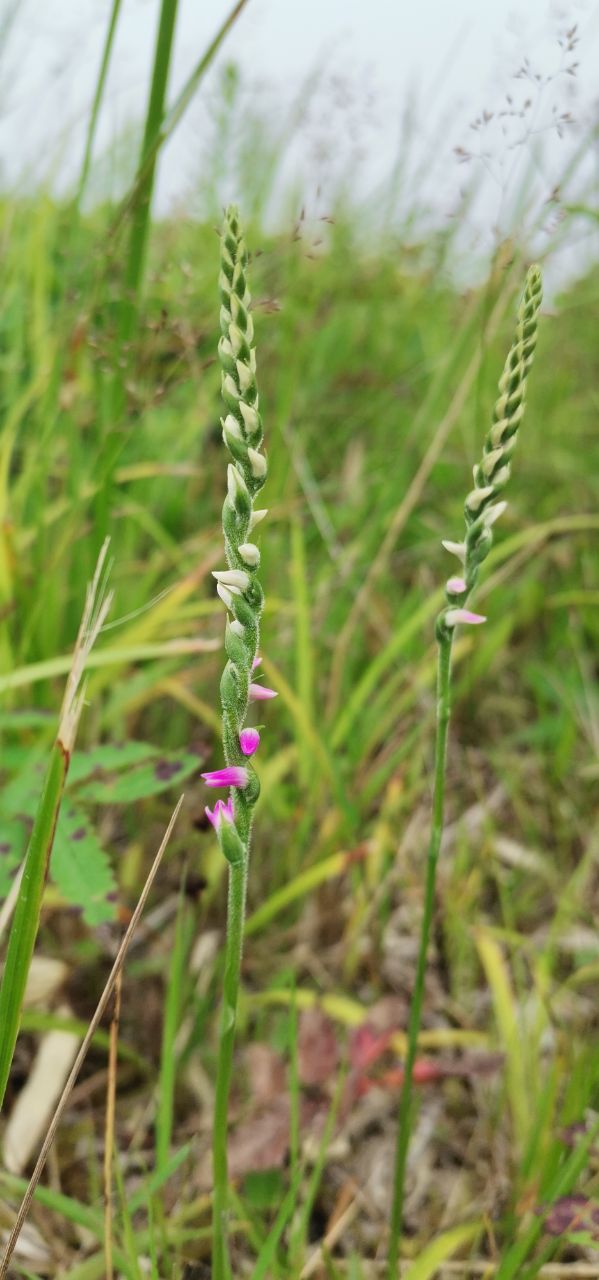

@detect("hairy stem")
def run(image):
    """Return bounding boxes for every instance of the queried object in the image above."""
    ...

[212,857,248,1280]
[388,633,453,1277]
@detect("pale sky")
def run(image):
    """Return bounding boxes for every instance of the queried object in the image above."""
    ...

[2,0,598,278]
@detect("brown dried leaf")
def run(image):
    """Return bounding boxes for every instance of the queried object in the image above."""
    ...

[298,1008,339,1087]
[228,1099,290,1179]
[245,1043,287,1104]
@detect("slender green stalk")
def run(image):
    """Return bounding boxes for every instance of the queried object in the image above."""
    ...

[212,860,248,1280]
[387,635,452,1275]
[387,266,543,1277]
[0,545,112,1113]
[76,0,124,208]
[205,208,272,1279]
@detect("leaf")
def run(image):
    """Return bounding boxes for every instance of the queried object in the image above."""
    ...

[76,749,200,803]
[242,1168,286,1209]
[66,741,158,785]
[50,805,117,926]
[474,928,530,1148]
[0,760,46,820]
[402,1221,482,1279]
[0,816,29,902]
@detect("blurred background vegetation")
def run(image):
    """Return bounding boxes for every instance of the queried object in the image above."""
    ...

[0,2,598,1276]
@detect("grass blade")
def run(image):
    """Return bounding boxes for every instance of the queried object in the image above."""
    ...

[0,544,112,1113]
[76,0,124,207]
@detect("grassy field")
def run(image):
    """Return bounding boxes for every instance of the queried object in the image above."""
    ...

[0,15,599,1278]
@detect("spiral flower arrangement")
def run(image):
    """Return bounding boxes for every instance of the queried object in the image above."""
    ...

[202,205,276,861]
[203,207,277,1280]
[388,265,543,1277]
[437,263,543,638]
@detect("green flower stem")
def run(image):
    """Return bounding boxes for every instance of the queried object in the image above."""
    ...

[212,857,248,1280]
[387,631,453,1278]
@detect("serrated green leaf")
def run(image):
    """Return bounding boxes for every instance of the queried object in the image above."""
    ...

[67,741,159,785]
[1,759,46,818]
[51,804,117,927]
[77,750,201,804]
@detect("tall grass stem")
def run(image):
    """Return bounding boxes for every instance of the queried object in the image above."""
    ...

[76,0,124,208]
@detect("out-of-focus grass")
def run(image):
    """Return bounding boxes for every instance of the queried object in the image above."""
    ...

[0,59,598,1277]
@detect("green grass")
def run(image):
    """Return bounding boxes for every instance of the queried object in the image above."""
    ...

[0,31,598,1277]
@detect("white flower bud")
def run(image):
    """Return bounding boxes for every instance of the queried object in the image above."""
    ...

[227,463,249,506]
[249,508,268,531]
[216,583,235,610]
[222,414,243,441]
[229,620,244,637]
[218,335,234,360]
[441,539,466,562]
[238,542,260,566]
[212,569,250,591]
[229,323,245,356]
[481,447,504,476]
[465,485,494,512]
[222,373,239,402]
[236,360,252,393]
[482,500,508,528]
[491,464,511,488]
[239,401,260,435]
[248,448,267,478]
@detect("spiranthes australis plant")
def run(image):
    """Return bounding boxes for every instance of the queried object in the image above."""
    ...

[203,206,274,1280]
[387,264,543,1278]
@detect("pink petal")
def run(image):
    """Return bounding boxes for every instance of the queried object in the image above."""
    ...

[201,766,249,788]
[445,608,486,627]
[446,576,467,594]
[252,655,262,670]
[239,727,260,756]
[205,797,235,829]
[249,683,278,701]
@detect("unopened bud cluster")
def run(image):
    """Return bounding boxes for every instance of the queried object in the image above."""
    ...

[437,265,542,640]
[201,207,276,858]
